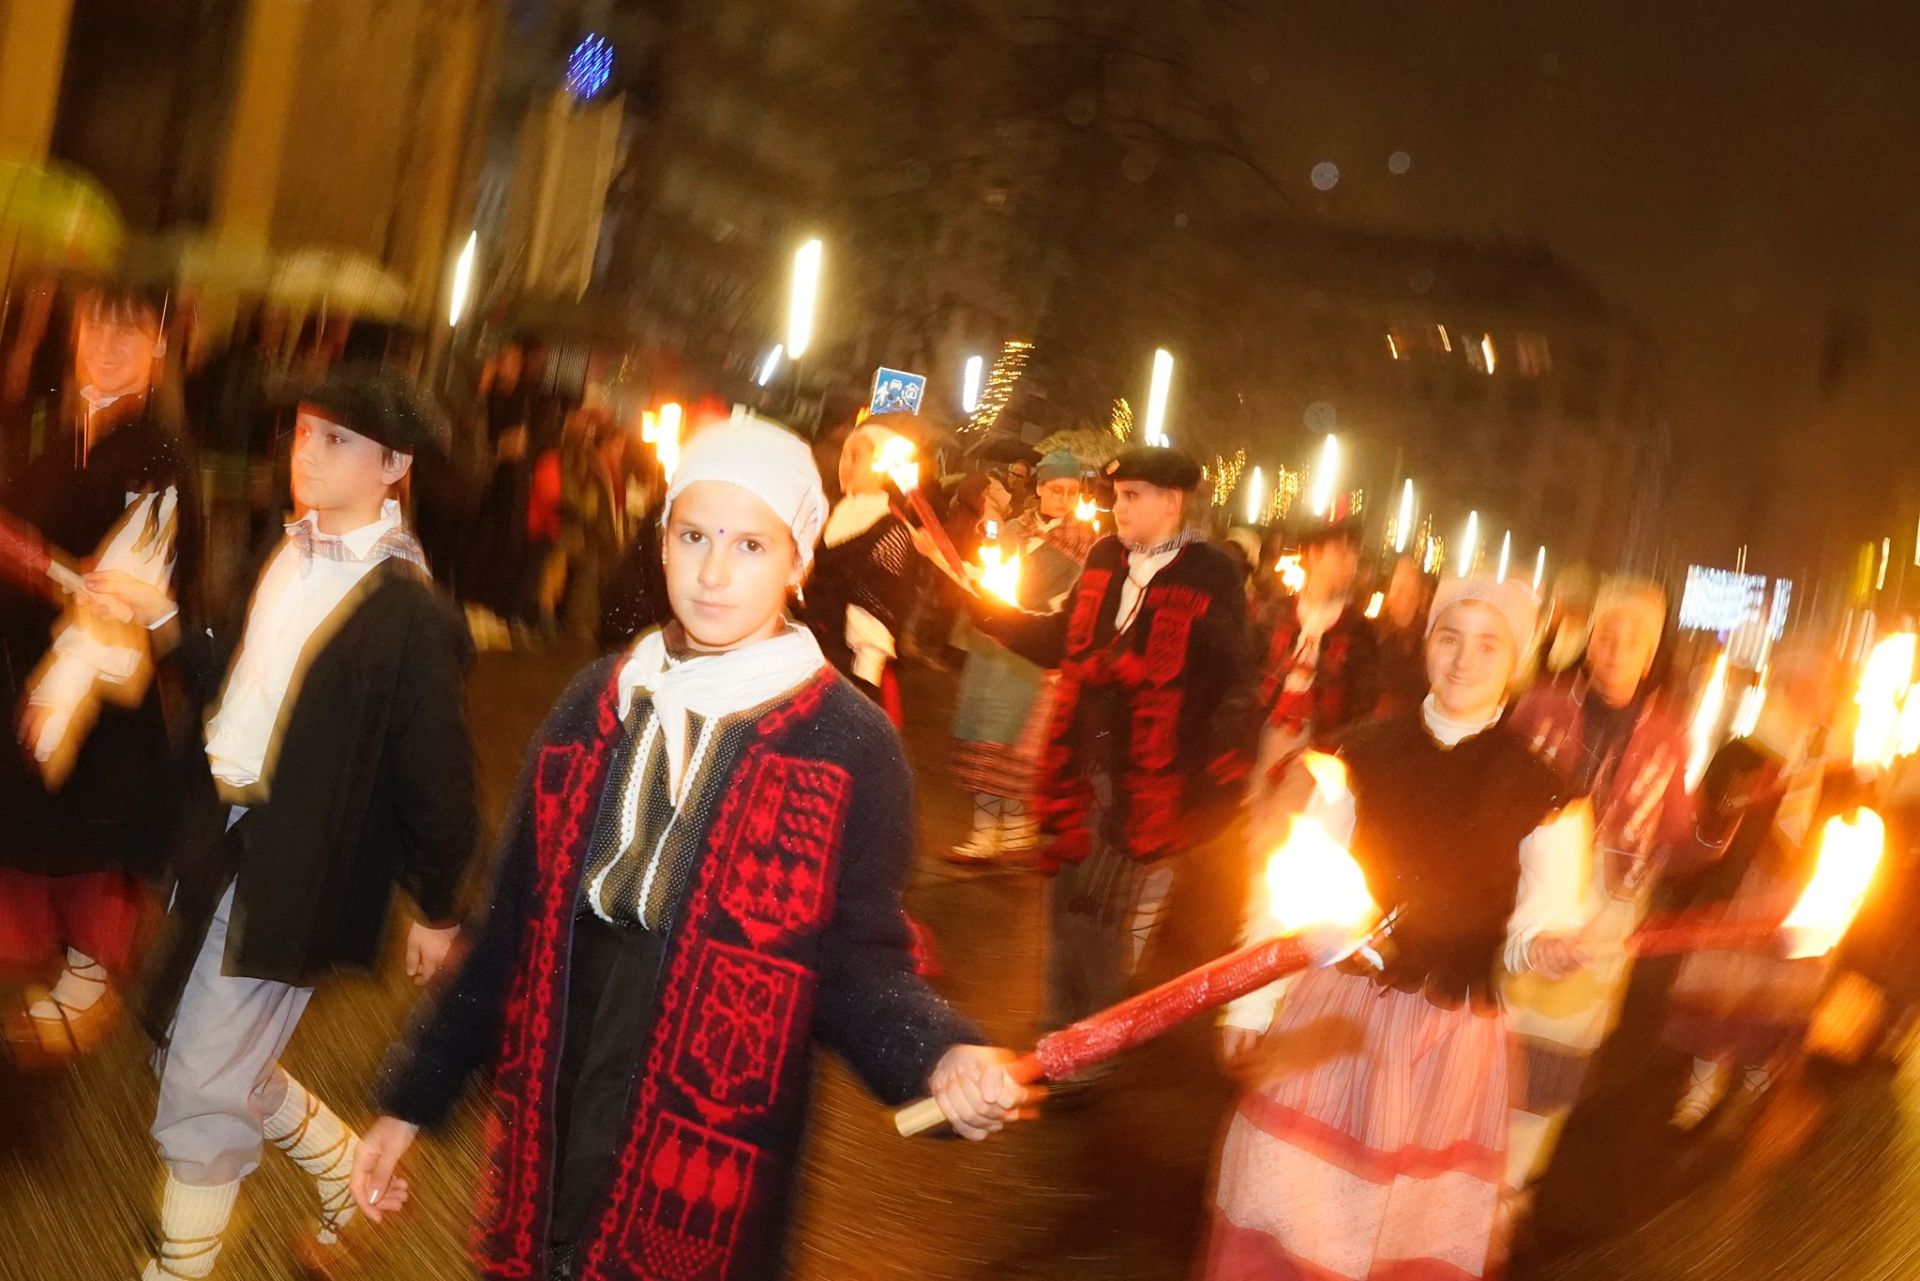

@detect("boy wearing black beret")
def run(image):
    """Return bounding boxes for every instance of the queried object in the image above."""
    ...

[89,362,478,1279]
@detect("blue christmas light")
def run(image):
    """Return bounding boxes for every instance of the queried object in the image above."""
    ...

[566,34,614,100]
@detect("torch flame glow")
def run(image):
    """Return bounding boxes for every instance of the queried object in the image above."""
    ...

[1781,808,1886,958]
[1075,496,1098,525]
[977,542,1023,605]
[1261,816,1380,937]
[1853,632,1917,772]
[871,434,920,492]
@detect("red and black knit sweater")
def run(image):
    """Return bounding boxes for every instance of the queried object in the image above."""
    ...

[379,655,981,1281]
[988,536,1261,868]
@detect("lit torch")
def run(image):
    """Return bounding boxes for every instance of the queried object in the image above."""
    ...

[977,526,1024,606]
[1853,633,1917,772]
[892,773,1380,1136]
[1075,495,1099,527]
[871,434,968,577]
[1625,808,1886,961]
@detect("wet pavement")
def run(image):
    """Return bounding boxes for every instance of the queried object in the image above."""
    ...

[2,648,1916,1279]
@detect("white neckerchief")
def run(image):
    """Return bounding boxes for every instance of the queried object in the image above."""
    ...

[1420,693,1503,747]
[823,491,891,548]
[616,624,827,804]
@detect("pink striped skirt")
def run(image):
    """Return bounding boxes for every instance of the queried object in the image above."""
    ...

[1205,968,1511,1281]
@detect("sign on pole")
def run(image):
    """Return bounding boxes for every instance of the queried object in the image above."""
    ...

[869,367,928,416]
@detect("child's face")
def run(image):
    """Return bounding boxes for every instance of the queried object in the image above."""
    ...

[664,481,802,652]
[1424,601,1517,722]
[291,410,410,517]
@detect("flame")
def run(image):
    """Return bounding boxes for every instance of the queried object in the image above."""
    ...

[871,434,920,492]
[1781,808,1886,958]
[1075,495,1098,524]
[1685,652,1728,789]
[1363,591,1384,620]
[1261,816,1380,937]
[1299,751,1348,801]
[1274,552,1306,592]
[977,541,1023,605]
[1853,633,1917,771]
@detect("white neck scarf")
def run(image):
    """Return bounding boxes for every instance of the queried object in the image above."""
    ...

[617,624,828,803]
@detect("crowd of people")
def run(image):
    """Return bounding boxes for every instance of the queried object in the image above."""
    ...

[1,284,1913,1281]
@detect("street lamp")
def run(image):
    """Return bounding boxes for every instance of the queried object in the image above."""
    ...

[962,354,984,413]
[1142,348,1174,444]
[1459,510,1478,574]
[1533,545,1547,593]
[1497,530,1512,582]
[1309,434,1339,518]
[787,239,823,360]
[1245,466,1265,524]
[448,231,478,328]
[1394,478,1414,553]
[756,344,784,387]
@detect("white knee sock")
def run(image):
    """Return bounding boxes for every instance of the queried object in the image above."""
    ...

[143,1176,239,1279]
[29,948,108,1019]
[1129,865,1175,970]
[262,1076,360,1244]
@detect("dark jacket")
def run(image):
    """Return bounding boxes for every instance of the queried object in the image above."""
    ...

[143,552,477,1035]
[987,536,1260,867]
[0,395,201,877]
[1259,596,1379,747]
[378,658,980,1281]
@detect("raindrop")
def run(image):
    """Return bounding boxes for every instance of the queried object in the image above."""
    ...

[1305,401,1337,432]
[1388,151,1411,175]
[1310,162,1340,191]
[1174,212,1190,228]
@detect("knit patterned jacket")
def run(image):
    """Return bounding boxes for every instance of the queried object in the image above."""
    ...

[378,655,981,1281]
[988,537,1260,868]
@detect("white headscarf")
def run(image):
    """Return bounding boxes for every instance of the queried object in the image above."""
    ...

[663,410,829,565]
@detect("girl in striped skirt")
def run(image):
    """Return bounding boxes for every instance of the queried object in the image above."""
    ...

[1208,576,1591,1281]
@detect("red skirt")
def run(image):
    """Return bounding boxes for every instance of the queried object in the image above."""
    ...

[1206,969,1511,1281]
[0,868,147,977]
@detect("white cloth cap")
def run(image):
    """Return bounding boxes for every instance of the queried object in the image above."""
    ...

[663,412,829,565]
[1427,574,1540,653]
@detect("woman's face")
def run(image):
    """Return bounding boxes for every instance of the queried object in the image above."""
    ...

[664,481,802,651]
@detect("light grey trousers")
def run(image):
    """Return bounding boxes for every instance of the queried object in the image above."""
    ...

[151,882,314,1185]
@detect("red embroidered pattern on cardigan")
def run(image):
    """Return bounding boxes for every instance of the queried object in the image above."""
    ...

[1040,568,1214,867]
[475,666,623,1276]
[574,670,843,1281]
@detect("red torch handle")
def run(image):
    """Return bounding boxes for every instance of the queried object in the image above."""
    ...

[0,505,62,602]
[1623,914,1786,958]
[893,932,1315,1137]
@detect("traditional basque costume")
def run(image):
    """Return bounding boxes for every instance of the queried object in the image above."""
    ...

[378,625,983,1280]
[1210,699,1585,1281]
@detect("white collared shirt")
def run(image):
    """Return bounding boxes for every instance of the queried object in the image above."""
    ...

[1114,545,1182,631]
[204,500,405,789]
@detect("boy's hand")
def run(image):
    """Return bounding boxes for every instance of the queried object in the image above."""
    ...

[405,922,459,986]
[927,1044,1030,1140]
[1527,932,1589,980]
[349,1116,419,1224]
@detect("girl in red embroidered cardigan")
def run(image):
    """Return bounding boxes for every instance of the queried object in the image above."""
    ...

[350,416,1025,1281]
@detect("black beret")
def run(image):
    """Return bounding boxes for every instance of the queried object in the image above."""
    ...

[1104,445,1201,491]
[297,362,451,458]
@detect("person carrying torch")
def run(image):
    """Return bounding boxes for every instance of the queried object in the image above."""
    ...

[975,444,1261,1080]
[1207,575,1590,1281]
[350,416,1024,1281]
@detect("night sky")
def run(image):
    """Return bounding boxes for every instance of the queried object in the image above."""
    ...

[1217,2,1920,579]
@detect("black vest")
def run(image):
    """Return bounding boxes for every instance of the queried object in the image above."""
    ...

[1340,713,1563,1006]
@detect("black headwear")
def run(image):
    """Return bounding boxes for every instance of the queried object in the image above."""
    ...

[1104,445,1201,491]
[1297,515,1364,550]
[297,362,451,458]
